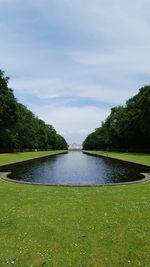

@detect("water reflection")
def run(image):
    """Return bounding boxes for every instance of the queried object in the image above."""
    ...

[0,151,150,185]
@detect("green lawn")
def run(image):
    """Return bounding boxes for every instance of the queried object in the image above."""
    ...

[0,151,150,267]
[0,150,66,167]
[84,150,150,166]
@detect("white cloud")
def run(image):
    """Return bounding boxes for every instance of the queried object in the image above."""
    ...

[1,0,150,143]
[70,46,150,75]
[29,105,110,143]
[10,77,136,106]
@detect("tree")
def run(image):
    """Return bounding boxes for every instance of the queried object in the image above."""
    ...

[0,70,68,151]
[55,134,68,150]
[15,103,38,149]
[0,70,18,150]
[83,86,150,152]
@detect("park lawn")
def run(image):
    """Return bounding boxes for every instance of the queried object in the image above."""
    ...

[84,150,150,166]
[0,150,66,167]
[0,180,150,267]
[0,151,150,267]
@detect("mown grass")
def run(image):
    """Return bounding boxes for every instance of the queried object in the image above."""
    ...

[0,151,150,267]
[0,150,66,167]
[84,150,150,166]
[0,180,150,267]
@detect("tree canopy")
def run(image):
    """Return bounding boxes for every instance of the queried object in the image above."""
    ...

[83,86,150,152]
[0,70,68,152]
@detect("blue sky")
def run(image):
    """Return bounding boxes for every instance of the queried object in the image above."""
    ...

[0,0,150,144]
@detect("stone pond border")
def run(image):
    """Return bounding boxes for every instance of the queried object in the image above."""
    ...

[0,171,150,187]
[0,151,150,187]
[83,151,150,167]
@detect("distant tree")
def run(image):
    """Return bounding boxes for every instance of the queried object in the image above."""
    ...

[126,86,150,147]
[0,70,68,151]
[55,134,68,150]
[46,125,57,149]
[15,103,38,149]
[83,86,150,152]
[0,70,18,150]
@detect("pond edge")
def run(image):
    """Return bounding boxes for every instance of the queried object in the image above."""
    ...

[0,150,150,187]
[0,150,68,168]
[0,171,150,187]
[83,151,150,168]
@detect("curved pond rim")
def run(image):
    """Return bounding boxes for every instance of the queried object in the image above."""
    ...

[0,171,150,187]
[83,151,150,168]
[1,151,150,187]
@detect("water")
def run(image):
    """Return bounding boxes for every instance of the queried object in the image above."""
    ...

[0,151,150,185]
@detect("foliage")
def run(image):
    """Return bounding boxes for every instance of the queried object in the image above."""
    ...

[83,86,150,151]
[0,70,68,151]
[0,70,18,149]
[55,134,68,150]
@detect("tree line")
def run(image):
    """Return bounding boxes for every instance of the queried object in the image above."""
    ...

[0,70,68,152]
[83,86,150,152]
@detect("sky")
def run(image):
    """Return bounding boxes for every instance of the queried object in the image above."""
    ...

[0,0,150,144]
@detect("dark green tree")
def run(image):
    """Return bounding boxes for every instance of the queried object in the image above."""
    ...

[0,70,68,151]
[83,86,150,152]
[55,134,68,150]
[0,70,18,150]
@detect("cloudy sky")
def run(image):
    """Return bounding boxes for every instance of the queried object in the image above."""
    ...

[0,0,150,144]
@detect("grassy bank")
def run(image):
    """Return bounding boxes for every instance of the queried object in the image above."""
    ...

[0,180,150,267]
[0,151,150,266]
[0,150,67,167]
[83,150,150,167]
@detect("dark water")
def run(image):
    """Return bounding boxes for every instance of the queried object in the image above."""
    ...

[0,152,150,185]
